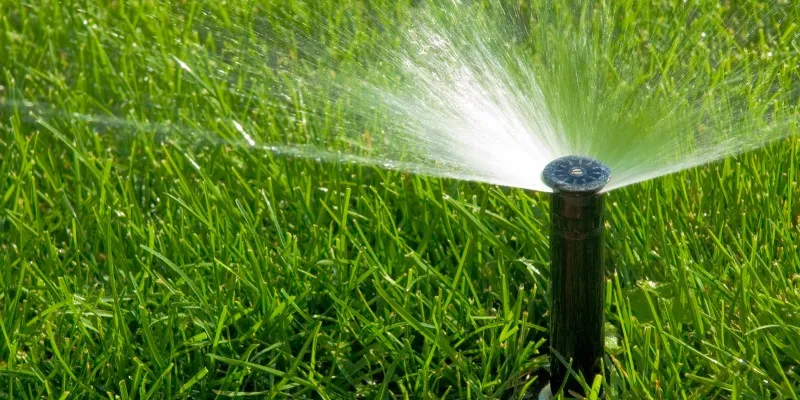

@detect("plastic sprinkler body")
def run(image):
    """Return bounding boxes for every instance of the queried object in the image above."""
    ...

[540,156,611,398]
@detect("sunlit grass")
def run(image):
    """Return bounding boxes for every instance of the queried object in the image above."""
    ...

[1,0,799,398]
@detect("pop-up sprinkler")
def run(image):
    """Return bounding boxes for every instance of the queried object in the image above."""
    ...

[539,156,611,398]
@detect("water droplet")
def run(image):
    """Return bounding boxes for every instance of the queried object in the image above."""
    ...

[233,120,256,147]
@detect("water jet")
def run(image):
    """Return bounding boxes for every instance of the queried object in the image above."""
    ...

[539,155,610,399]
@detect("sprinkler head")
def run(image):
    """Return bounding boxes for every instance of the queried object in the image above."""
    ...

[542,156,611,193]
[540,155,611,398]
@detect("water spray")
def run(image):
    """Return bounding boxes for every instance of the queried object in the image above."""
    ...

[539,156,611,399]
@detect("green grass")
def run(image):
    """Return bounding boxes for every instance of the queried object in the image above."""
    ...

[1,0,800,398]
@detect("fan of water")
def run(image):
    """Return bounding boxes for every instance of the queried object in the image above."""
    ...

[4,1,798,192]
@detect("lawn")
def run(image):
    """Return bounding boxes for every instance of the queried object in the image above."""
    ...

[1,0,799,399]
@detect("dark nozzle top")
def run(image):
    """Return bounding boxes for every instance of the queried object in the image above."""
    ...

[542,156,611,193]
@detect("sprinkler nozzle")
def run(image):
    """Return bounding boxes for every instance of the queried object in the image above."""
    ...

[542,155,610,193]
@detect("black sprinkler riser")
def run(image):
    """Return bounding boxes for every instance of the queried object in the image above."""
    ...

[548,191,605,395]
[541,156,610,397]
